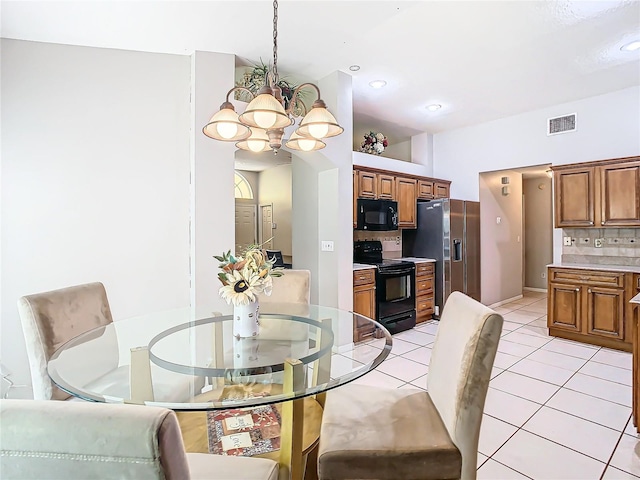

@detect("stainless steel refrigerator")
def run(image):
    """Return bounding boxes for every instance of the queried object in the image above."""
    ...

[403,199,481,317]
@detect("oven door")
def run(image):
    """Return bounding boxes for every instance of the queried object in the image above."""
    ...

[376,265,415,320]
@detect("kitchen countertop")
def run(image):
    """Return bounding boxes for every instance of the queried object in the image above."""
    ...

[353,263,376,271]
[631,293,640,305]
[399,257,437,263]
[548,263,640,274]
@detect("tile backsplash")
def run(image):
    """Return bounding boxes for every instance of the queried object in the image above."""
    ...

[562,228,640,266]
[353,231,403,259]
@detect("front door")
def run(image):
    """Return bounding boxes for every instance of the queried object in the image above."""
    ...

[260,204,274,249]
[235,203,256,254]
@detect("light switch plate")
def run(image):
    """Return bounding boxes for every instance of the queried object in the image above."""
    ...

[321,241,334,252]
[594,238,603,248]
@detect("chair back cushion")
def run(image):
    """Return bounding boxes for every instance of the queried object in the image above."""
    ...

[17,282,114,400]
[0,399,190,480]
[426,292,503,480]
[259,269,310,305]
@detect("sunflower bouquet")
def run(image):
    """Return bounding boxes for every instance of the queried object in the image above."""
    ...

[215,246,284,306]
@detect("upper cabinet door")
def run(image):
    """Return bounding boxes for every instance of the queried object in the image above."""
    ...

[357,171,377,199]
[434,182,450,199]
[377,174,396,200]
[396,177,417,228]
[417,180,434,199]
[554,167,595,228]
[600,161,640,227]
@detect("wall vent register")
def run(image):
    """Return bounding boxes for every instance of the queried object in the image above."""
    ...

[548,113,577,136]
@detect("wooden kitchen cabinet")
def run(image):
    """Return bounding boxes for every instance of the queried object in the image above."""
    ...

[417,179,434,199]
[396,177,417,228]
[434,182,450,199]
[353,268,376,343]
[632,274,640,432]
[548,267,632,351]
[377,174,396,199]
[552,156,640,228]
[415,261,435,323]
[357,170,378,199]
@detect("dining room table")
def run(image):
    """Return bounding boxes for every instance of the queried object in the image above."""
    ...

[47,302,392,480]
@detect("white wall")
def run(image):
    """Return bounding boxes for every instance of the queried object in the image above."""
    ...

[434,86,640,201]
[523,176,553,289]
[479,171,524,306]
[383,140,411,162]
[259,164,292,257]
[1,39,191,388]
[434,86,640,304]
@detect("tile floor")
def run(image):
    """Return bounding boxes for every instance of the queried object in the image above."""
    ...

[344,291,640,479]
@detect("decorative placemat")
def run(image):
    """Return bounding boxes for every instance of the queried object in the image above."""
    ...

[207,403,281,456]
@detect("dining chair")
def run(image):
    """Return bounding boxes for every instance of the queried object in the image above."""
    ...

[259,269,310,305]
[317,291,504,480]
[0,399,278,480]
[17,282,116,401]
[17,282,198,403]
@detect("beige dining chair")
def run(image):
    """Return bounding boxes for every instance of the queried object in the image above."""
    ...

[0,399,278,480]
[317,291,504,480]
[17,282,197,403]
[17,282,116,401]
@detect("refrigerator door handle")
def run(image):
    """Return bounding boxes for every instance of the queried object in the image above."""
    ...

[453,238,462,262]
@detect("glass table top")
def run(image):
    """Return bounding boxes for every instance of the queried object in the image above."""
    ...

[47,303,392,410]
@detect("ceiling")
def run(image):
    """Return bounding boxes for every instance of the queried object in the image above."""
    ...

[2,0,639,148]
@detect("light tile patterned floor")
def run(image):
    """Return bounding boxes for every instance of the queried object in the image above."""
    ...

[350,291,640,479]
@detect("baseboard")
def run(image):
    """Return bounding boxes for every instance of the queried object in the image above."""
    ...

[488,294,523,309]
[523,287,547,293]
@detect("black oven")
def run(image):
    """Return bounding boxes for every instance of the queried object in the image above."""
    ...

[376,263,416,334]
[354,240,416,335]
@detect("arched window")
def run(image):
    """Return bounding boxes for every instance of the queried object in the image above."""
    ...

[234,171,254,199]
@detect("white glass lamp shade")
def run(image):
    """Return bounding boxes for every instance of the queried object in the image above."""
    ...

[296,104,344,139]
[285,131,325,151]
[236,127,272,153]
[239,93,291,130]
[202,106,251,141]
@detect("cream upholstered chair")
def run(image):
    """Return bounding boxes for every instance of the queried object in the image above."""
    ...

[317,292,504,480]
[259,269,310,305]
[0,399,278,480]
[17,282,115,400]
[17,282,196,403]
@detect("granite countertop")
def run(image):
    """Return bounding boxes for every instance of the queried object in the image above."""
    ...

[548,263,640,274]
[399,257,437,263]
[353,263,376,271]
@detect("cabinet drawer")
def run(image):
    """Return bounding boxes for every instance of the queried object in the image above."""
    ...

[416,295,434,315]
[549,268,625,288]
[353,269,375,286]
[416,262,434,276]
[354,326,377,343]
[417,277,434,295]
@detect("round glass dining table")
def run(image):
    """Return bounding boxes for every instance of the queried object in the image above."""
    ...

[47,302,392,410]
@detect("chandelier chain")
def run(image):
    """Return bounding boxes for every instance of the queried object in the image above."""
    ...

[272,0,278,82]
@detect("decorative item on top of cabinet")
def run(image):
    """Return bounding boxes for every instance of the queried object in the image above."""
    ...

[552,156,640,228]
[547,267,634,351]
[353,268,376,343]
[415,261,435,323]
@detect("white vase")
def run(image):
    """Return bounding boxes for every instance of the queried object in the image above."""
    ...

[233,299,260,338]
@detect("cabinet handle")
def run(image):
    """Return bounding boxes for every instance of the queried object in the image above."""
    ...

[589,221,594,225]
[361,331,375,338]
[359,276,366,280]
[588,288,592,294]
[575,288,580,292]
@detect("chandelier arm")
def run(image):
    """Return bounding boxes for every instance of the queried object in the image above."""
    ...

[286,82,321,116]
[224,86,256,103]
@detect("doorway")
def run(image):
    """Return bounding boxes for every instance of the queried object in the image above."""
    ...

[260,204,274,249]
[235,204,257,254]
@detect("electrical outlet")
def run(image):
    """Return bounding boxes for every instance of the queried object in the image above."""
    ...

[563,236,572,246]
[594,238,603,248]
[541,272,546,279]
[321,241,334,252]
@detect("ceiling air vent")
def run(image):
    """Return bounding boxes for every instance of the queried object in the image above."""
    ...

[547,113,577,136]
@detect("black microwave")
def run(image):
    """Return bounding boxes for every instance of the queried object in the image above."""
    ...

[356,199,399,231]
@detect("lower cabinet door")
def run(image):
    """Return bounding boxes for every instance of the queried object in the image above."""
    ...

[586,286,625,339]
[548,283,582,332]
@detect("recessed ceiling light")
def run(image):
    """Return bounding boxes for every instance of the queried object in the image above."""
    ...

[349,65,360,71]
[369,80,387,89]
[621,40,640,52]
[426,104,442,111]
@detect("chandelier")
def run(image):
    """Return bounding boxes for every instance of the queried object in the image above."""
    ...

[202,0,343,153]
